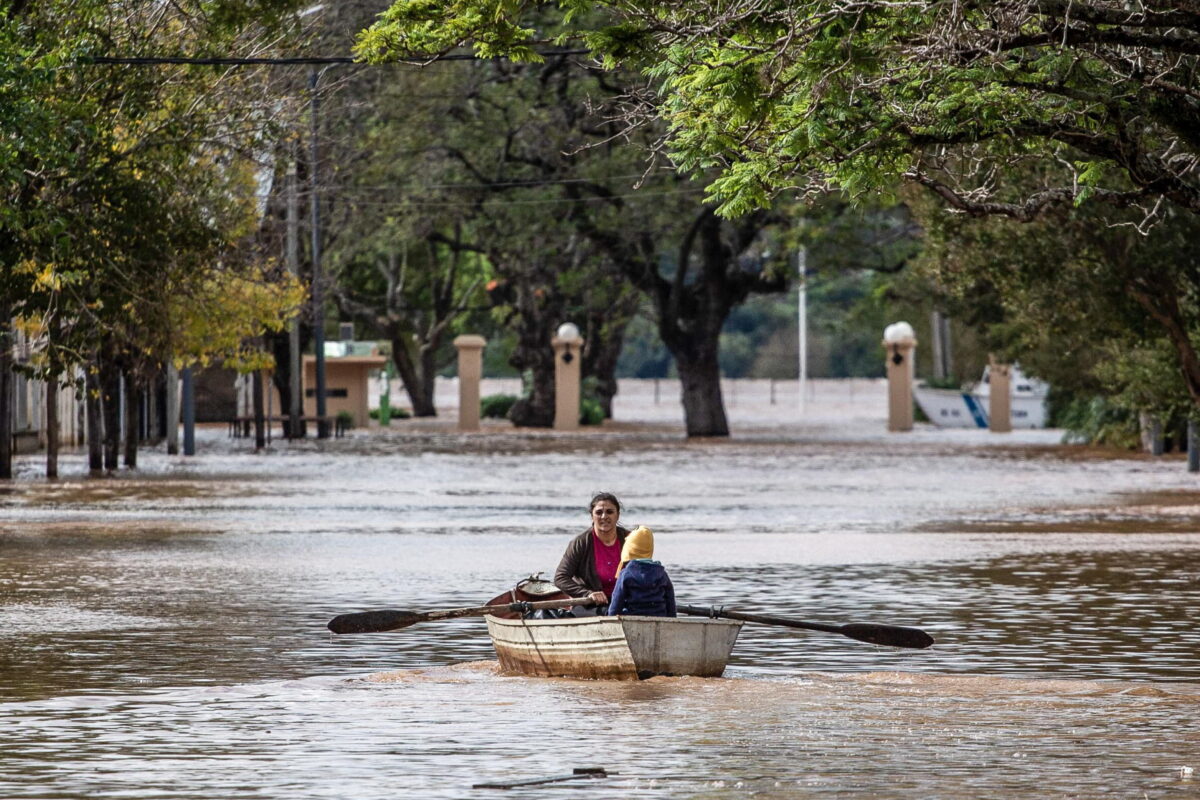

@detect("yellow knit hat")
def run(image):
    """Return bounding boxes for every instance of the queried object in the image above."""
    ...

[620,525,654,566]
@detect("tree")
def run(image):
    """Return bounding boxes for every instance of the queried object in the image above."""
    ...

[1,0,308,476]
[355,17,795,434]
[910,187,1200,423]
[335,219,488,418]
[357,1,1200,225]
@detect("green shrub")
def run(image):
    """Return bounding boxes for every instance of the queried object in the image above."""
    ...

[580,397,604,426]
[921,376,963,390]
[335,410,354,429]
[481,394,518,419]
[1056,395,1140,448]
[369,406,411,421]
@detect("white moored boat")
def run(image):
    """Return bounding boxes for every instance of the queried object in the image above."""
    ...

[914,364,1050,428]
[485,614,743,680]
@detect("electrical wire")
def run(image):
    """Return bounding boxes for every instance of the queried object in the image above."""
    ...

[86,50,590,66]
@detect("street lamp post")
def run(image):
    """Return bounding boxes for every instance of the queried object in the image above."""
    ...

[552,323,583,431]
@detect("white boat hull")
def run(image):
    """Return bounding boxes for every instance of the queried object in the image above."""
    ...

[915,364,1049,428]
[913,387,989,428]
[486,615,743,680]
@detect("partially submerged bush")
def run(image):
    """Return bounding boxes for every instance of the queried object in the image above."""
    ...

[580,397,604,426]
[481,394,518,419]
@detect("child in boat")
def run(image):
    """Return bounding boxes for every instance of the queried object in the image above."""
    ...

[606,526,676,617]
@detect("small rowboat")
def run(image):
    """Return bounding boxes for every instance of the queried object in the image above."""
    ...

[486,614,743,680]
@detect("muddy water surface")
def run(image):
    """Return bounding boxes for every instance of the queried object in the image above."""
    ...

[1,426,1198,798]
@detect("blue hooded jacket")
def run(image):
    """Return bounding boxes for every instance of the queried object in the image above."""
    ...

[607,559,676,617]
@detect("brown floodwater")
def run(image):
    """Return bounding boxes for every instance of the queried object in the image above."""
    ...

[1,422,1198,798]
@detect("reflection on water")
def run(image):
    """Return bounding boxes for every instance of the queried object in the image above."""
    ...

[2,429,1199,798]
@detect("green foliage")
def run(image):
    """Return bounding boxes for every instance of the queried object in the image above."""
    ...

[579,395,604,425]
[358,0,1200,221]
[1055,395,1140,449]
[2,0,307,387]
[907,162,1200,422]
[370,406,412,420]
[481,393,518,418]
[336,410,355,429]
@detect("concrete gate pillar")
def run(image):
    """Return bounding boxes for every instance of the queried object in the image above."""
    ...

[454,335,486,432]
[988,357,1012,433]
[883,322,917,432]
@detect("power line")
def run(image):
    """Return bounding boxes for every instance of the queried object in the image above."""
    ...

[311,174,685,192]
[86,50,590,66]
[330,187,707,208]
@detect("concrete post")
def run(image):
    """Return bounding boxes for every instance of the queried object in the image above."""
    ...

[1189,421,1199,472]
[166,363,180,455]
[181,367,195,456]
[454,335,486,432]
[987,357,1012,433]
[553,323,583,431]
[883,322,916,432]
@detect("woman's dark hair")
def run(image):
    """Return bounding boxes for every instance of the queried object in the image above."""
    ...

[588,492,622,513]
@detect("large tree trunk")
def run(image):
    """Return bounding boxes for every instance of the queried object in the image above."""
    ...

[418,336,439,415]
[1130,285,1200,408]
[0,316,11,480]
[672,336,730,437]
[45,375,58,479]
[123,371,138,469]
[509,367,555,427]
[101,360,120,471]
[86,369,103,474]
[267,328,303,438]
[252,369,266,450]
[390,332,437,417]
[507,314,556,428]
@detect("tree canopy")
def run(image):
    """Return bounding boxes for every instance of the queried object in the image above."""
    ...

[357,1,1200,223]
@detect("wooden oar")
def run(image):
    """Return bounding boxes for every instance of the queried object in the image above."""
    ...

[327,597,594,634]
[677,604,935,649]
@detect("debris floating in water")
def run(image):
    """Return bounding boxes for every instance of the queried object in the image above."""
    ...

[472,767,609,789]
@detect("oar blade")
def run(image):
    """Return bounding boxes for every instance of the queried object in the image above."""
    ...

[328,609,422,635]
[840,623,934,650]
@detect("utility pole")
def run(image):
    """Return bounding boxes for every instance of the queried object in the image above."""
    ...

[166,363,179,454]
[309,68,329,438]
[797,247,808,415]
[287,151,303,438]
[182,366,195,455]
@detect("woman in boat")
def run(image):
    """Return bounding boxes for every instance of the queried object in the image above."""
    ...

[607,525,676,617]
[553,492,629,614]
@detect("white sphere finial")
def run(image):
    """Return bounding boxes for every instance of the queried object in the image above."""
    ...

[883,321,915,344]
[556,322,581,342]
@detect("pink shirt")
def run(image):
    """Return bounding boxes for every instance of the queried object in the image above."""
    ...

[591,531,623,599]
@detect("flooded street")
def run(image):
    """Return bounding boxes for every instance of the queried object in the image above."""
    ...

[2,389,1199,798]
